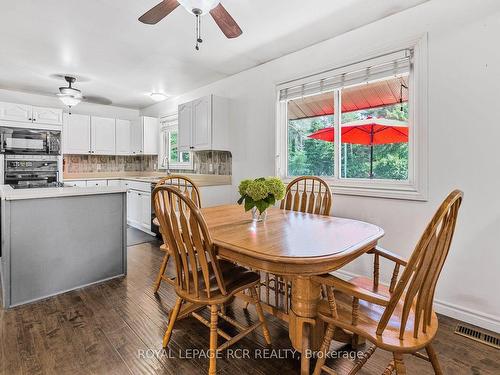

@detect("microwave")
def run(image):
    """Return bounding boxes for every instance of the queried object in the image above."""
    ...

[0,127,61,155]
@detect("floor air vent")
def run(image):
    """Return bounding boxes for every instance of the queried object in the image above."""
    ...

[455,324,500,349]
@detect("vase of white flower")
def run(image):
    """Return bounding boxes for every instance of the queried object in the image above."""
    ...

[237,177,286,222]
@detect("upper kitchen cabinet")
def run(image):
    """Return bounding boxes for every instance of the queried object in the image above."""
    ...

[115,119,131,155]
[63,114,116,155]
[0,102,62,125]
[32,106,63,125]
[131,116,158,155]
[0,102,32,123]
[177,95,229,152]
[91,116,116,155]
[63,113,91,154]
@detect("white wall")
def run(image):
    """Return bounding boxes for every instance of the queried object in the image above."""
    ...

[0,88,140,120]
[142,0,500,332]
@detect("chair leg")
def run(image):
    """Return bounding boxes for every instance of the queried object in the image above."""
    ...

[154,251,170,293]
[393,353,406,375]
[312,323,335,375]
[209,304,219,375]
[163,297,182,348]
[425,344,443,375]
[250,286,272,345]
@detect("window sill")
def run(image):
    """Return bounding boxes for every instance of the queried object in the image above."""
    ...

[282,177,427,201]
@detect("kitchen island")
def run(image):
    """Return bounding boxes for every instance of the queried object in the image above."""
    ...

[0,185,127,308]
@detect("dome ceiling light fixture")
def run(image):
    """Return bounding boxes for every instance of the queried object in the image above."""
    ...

[139,0,242,51]
[56,76,82,109]
[150,92,168,102]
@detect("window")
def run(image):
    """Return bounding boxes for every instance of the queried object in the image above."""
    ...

[277,36,428,200]
[159,115,193,170]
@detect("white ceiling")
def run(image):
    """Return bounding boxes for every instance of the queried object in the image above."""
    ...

[0,0,428,109]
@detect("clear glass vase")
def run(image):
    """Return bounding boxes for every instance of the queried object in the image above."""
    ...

[251,207,267,222]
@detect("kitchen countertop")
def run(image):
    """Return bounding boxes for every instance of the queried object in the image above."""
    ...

[0,184,127,201]
[63,173,232,187]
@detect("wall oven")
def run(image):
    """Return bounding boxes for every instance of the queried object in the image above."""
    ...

[0,127,61,155]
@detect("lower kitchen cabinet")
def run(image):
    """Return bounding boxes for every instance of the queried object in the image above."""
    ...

[127,188,152,234]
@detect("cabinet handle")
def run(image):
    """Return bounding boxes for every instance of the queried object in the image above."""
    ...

[33,118,36,121]
[189,146,194,149]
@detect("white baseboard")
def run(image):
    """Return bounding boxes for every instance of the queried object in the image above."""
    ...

[333,269,500,334]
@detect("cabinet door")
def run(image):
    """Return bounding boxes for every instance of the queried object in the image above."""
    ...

[32,106,63,125]
[142,117,159,155]
[127,190,139,226]
[63,113,91,154]
[139,192,152,231]
[115,119,131,155]
[91,117,116,155]
[0,102,32,122]
[178,102,192,152]
[130,120,143,155]
[192,96,212,150]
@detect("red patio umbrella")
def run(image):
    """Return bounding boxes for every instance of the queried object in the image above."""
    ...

[307,117,408,178]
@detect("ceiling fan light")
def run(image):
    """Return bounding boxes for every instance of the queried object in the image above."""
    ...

[177,0,220,15]
[57,94,81,107]
[59,86,82,97]
[150,93,168,102]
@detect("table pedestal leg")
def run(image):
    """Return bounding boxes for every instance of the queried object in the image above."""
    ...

[289,276,323,375]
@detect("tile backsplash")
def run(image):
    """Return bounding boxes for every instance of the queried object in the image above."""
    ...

[64,155,158,173]
[64,150,232,175]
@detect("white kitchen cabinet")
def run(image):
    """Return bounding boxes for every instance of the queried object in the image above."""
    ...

[0,102,32,123]
[0,102,62,125]
[32,106,63,125]
[107,179,122,187]
[127,190,140,227]
[178,95,229,152]
[65,180,87,187]
[91,117,116,155]
[178,103,192,151]
[139,191,152,231]
[192,96,211,150]
[87,179,108,187]
[127,188,152,233]
[63,113,91,154]
[131,116,158,155]
[115,119,131,155]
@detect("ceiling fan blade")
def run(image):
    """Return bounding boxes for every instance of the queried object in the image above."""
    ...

[139,0,180,24]
[209,3,242,39]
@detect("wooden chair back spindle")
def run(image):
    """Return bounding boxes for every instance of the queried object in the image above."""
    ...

[280,176,332,215]
[153,185,226,300]
[376,190,463,340]
[156,175,202,208]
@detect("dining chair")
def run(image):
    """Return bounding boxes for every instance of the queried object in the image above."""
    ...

[153,175,202,293]
[153,185,272,375]
[312,189,463,375]
[251,176,333,313]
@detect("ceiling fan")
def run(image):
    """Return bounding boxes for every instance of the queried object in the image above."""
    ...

[55,76,112,111]
[139,0,242,50]
[56,76,82,108]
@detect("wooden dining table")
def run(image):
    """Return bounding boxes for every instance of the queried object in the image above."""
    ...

[179,204,384,374]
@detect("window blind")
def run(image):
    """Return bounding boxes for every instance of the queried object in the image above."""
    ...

[279,49,412,102]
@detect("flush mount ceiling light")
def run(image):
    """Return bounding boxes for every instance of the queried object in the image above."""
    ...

[56,76,82,108]
[139,0,242,51]
[150,92,168,102]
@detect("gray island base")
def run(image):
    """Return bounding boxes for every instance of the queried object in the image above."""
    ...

[0,185,127,308]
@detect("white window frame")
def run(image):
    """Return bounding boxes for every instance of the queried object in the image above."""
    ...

[275,34,428,201]
[159,114,194,170]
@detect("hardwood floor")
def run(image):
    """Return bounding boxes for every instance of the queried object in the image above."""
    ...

[1,241,498,374]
